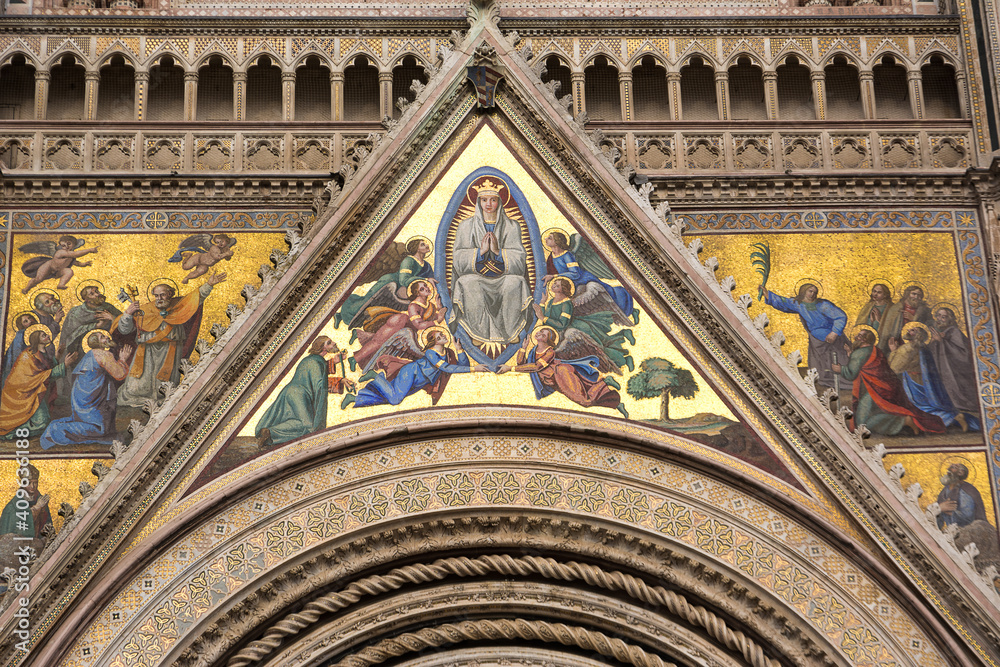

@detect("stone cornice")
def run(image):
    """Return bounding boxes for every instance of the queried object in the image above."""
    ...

[499,15,962,34]
[0,16,467,34]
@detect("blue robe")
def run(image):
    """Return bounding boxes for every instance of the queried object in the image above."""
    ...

[255,354,329,445]
[355,349,471,408]
[548,251,633,316]
[523,346,602,400]
[901,348,981,431]
[39,351,120,449]
[764,293,846,340]
[1,331,28,388]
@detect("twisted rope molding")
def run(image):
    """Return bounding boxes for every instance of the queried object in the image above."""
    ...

[226,554,781,667]
[330,618,679,667]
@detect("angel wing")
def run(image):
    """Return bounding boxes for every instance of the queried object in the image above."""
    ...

[555,327,621,375]
[359,328,422,373]
[18,240,58,257]
[357,241,408,285]
[345,282,411,331]
[572,282,632,326]
[177,234,213,252]
[569,234,615,281]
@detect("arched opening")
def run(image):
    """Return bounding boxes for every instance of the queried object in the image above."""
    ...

[631,55,669,121]
[540,54,573,100]
[727,56,766,120]
[583,56,621,121]
[872,55,912,119]
[196,56,234,121]
[47,54,86,120]
[96,55,135,121]
[343,55,380,121]
[146,55,184,121]
[823,56,863,120]
[391,55,428,118]
[295,56,331,122]
[246,55,282,121]
[922,55,961,118]
[0,55,36,120]
[679,56,717,120]
[776,55,814,119]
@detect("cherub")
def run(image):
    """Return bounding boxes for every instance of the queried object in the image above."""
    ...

[168,234,237,283]
[19,236,97,294]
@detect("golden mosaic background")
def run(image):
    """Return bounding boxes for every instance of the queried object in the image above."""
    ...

[884,451,996,523]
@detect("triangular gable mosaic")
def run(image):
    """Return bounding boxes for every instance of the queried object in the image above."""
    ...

[191,121,811,494]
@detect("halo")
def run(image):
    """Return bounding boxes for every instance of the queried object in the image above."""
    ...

[865,279,895,300]
[850,324,879,347]
[407,278,436,300]
[940,455,977,486]
[541,227,570,249]
[901,321,932,339]
[23,323,52,343]
[531,324,560,348]
[899,281,927,299]
[29,288,61,307]
[418,325,452,349]
[11,311,38,330]
[793,278,823,299]
[81,330,109,355]
[76,279,106,301]
[147,278,181,303]
[405,235,433,254]
[546,276,576,300]
[466,175,511,207]
[929,302,962,317]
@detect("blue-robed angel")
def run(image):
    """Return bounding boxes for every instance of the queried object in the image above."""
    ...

[342,326,489,409]
[542,230,638,326]
[168,233,237,284]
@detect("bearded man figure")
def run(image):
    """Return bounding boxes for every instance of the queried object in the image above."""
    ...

[114,272,225,407]
[450,177,532,349]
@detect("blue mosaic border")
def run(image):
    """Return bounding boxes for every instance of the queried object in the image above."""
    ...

[5,210,309,232]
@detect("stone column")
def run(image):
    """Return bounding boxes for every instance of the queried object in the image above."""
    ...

[379,71,393,119]
[907,69,924,119]
[763,70,779,120]
[667,71,681,120]
[233,71,247,121]
[955,70,970,118]
[714,71,729,121]
[34,70,50,120]
[134,71,149,121]
[282,72,296,121]
[618,70,632,122]
[331,71,344,121]
[859,70,875,119]
[84,71,100,120]
[810,71,826,120]
[571,71,586,118]
[184,71,198,121]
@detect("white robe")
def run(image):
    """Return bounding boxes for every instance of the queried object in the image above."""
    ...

[451,200,532,344]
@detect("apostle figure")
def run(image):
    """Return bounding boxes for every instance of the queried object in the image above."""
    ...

[936,463,987,529]
[450,177,532,348]
[855,283,893,332]
[760,282,847,390]
[1,312,39,388]
[0,325,75,439]
[62,283,122,368]
[0,465,51,539]
[39,330,132,450]
[832,327,945,436]
[29,290,64,360]
[928,307,980,419]
[114,272,225,407]
[879,285,932,351]
[255,336,348,449]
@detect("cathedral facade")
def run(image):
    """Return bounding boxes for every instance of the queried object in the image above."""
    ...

[1,0,1000,665]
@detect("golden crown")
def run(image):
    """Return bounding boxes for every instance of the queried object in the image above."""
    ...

[471,178,503,197]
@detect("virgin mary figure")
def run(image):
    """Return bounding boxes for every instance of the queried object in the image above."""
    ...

[450,177,532,348]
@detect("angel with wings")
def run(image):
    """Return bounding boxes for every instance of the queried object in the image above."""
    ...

[347,278,445,373]
[168,233,237,284]
[542,230,638,326]
[335,236,436,330]
[498,325,628,418]
[20,236,98,294]
[532,276,635,374]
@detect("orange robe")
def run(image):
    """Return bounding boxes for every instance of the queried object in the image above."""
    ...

[0,350,62,436]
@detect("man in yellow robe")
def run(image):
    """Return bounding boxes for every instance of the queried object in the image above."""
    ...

[0,326,76,439]
[113,271,225,407]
